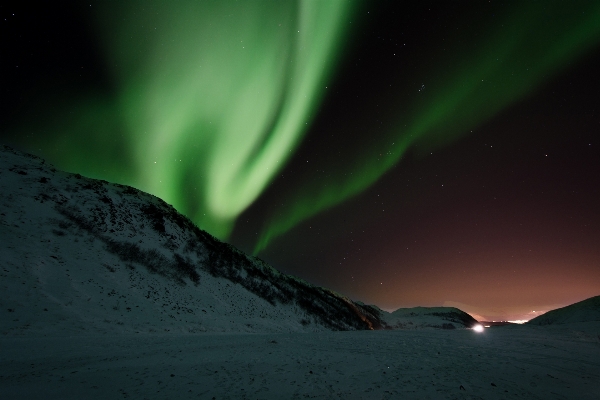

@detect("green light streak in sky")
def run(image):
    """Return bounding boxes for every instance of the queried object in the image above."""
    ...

[16,0,353,239]
[104,0,354,238]
[254,2,600,254]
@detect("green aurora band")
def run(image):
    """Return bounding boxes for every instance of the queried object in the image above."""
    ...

[103,0,356,239]
[253,2,600,254]
[14,0,354,239]
[10,2,600,254]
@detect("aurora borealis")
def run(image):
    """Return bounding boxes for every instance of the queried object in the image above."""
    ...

[3,1,600,321]
[253,1,600,253]
[4,0,356,239]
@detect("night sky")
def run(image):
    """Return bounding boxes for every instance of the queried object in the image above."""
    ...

[2,1,599,322]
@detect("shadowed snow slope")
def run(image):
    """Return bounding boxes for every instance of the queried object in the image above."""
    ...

[3,146,600,400]
[0,145,480,336]
[527,295,600,325]
[378,306,479,329]
[0,145,384,335]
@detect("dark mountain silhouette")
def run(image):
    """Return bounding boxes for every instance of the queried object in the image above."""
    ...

[1,145,475,335]
[527,295,600,325]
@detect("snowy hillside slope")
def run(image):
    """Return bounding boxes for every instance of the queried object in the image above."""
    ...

[527,295,600,325]
[377,306,479,329]
[0,145,383,335]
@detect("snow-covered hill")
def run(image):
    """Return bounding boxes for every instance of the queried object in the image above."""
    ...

[4,146,599,399]
[0,145,480,336]
[0,145,385,335]
[377,306,479,329]
[527,295,600,326]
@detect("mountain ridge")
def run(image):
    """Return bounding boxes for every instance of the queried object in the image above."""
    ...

[1,145,478,335]
[526,295,600,326]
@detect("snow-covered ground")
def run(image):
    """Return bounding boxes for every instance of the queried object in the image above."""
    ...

[1,324,599,399]
[2,145,599,398]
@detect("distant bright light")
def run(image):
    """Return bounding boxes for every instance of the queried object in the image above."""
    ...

[508,320,528,324]
[473,324,484,333]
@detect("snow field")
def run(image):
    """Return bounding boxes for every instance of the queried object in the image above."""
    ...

[1,325,599,399]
